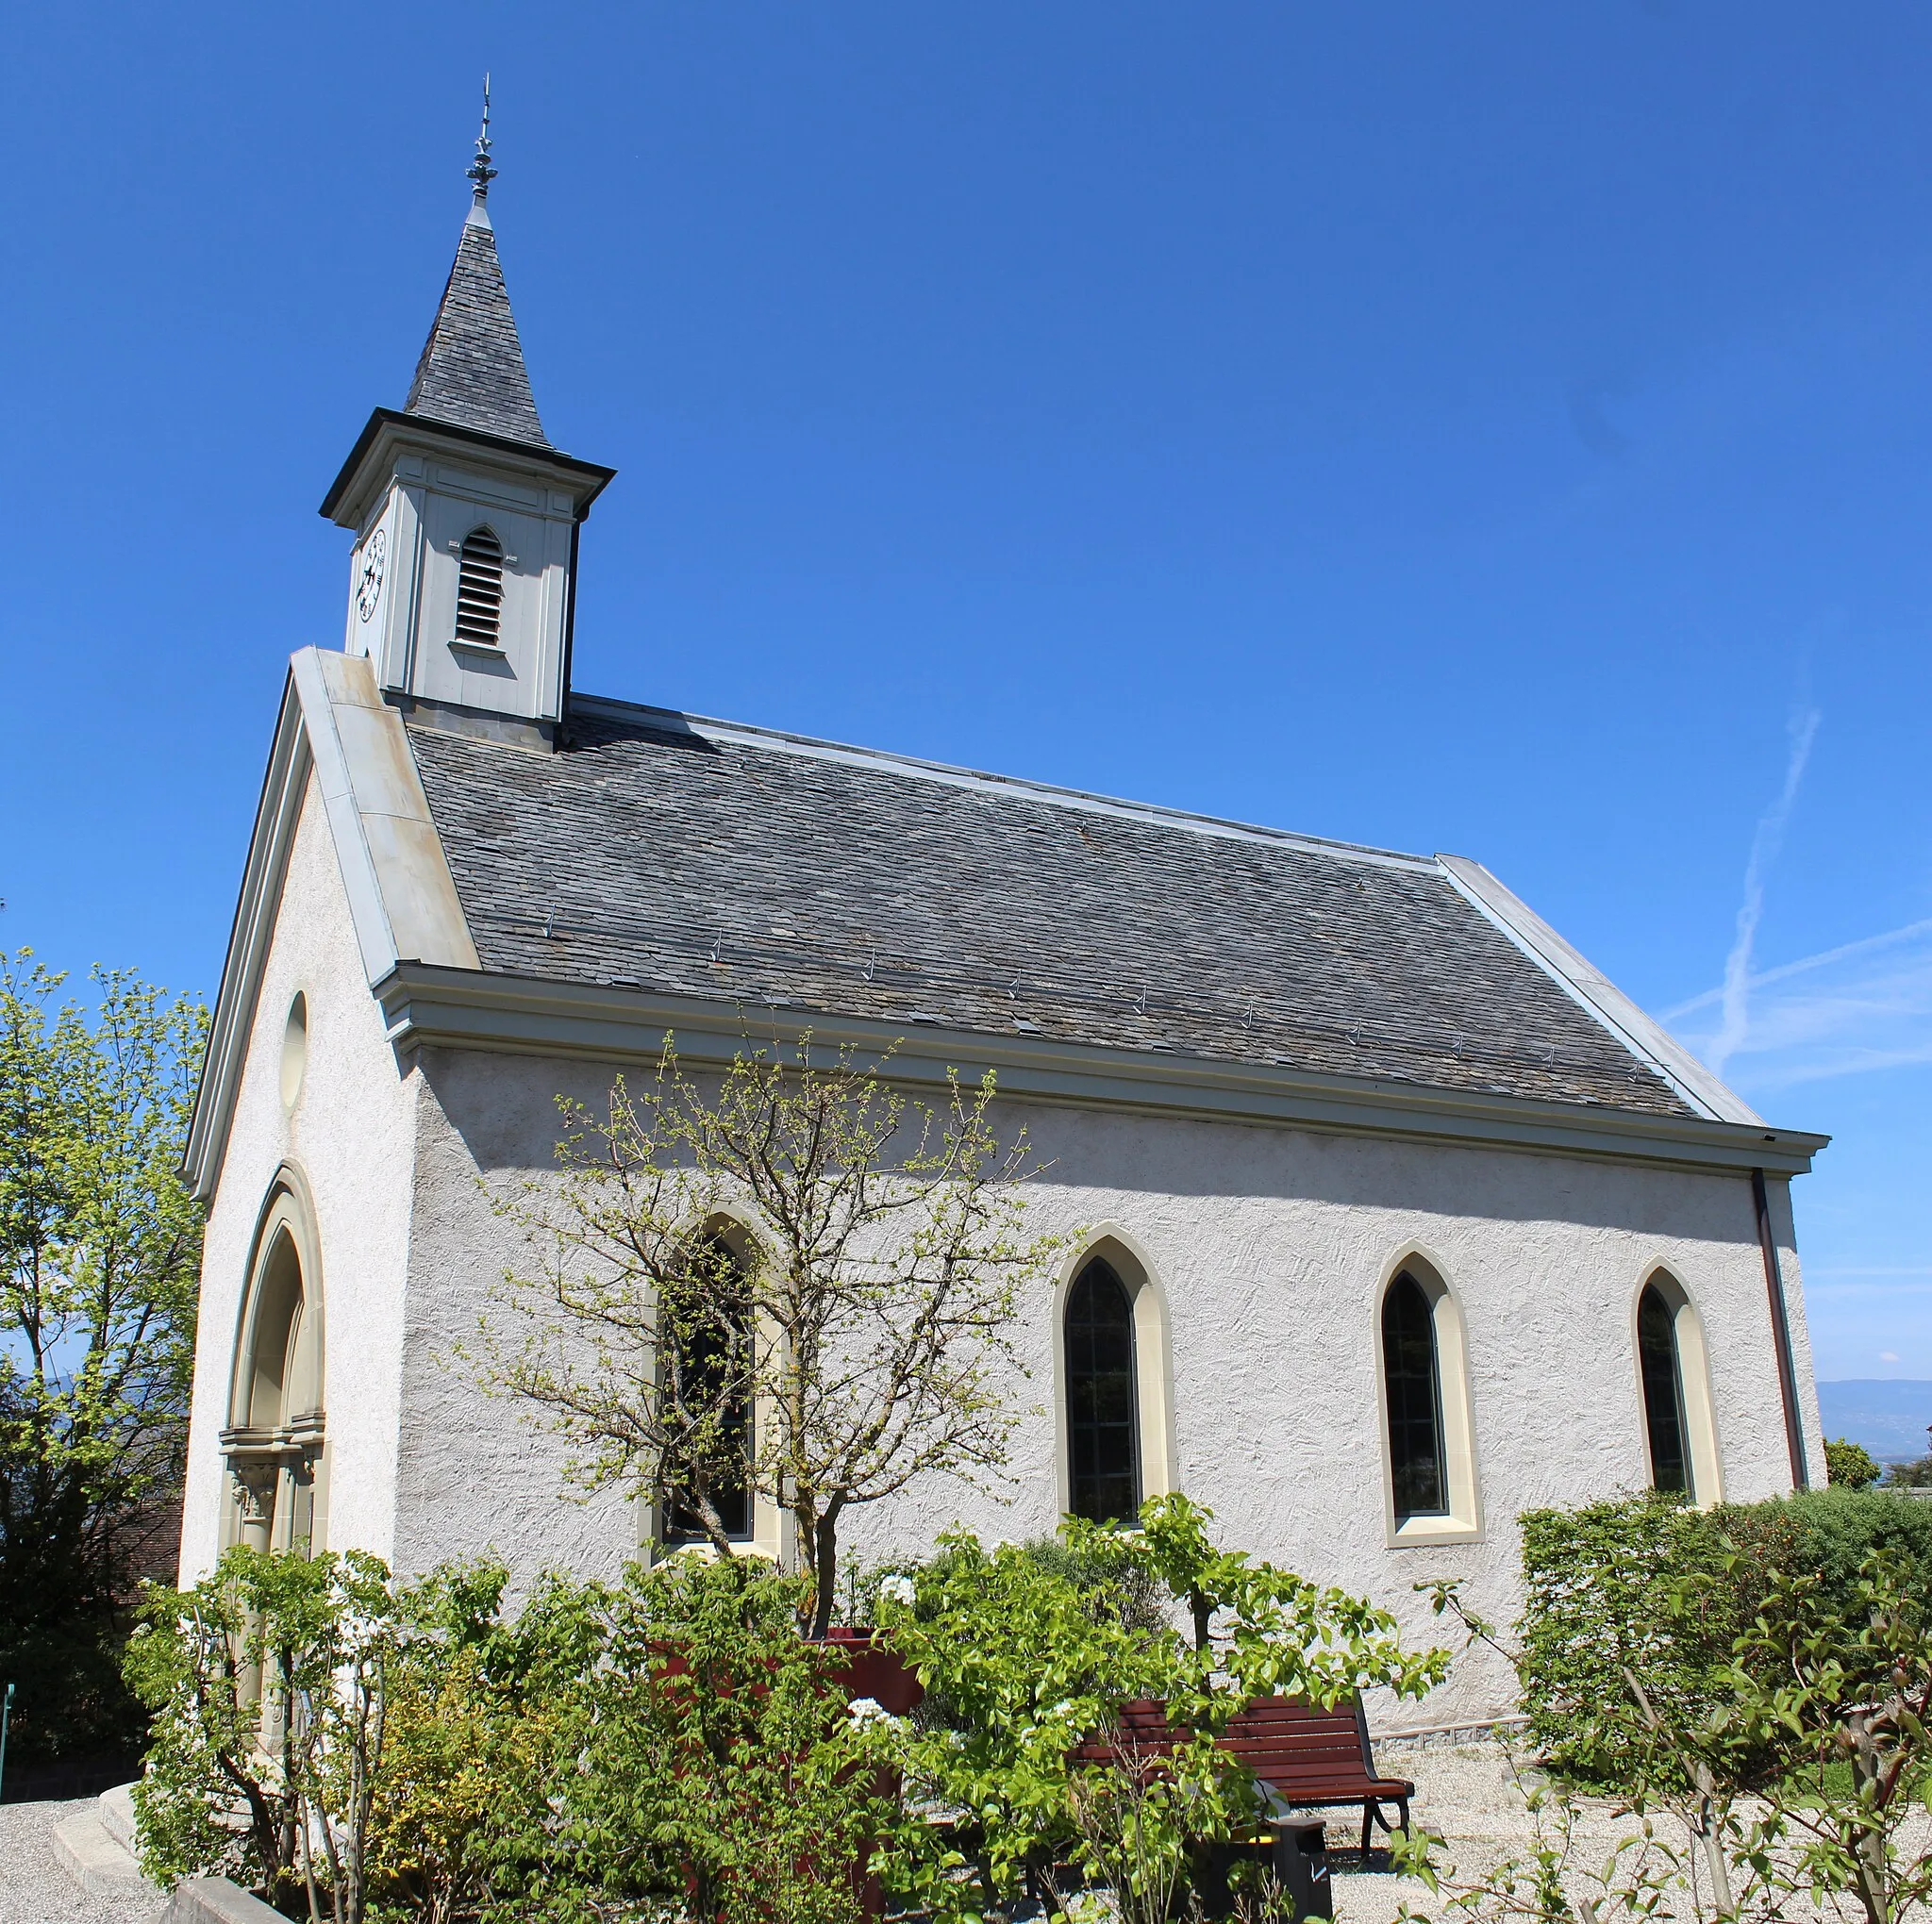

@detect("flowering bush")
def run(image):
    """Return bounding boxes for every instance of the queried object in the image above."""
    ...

[125,1547,412,1918]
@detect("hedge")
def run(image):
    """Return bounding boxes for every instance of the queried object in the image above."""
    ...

[1517,1487,1932,1785]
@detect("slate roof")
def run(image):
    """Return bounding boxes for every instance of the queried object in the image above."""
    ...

[405,703,1695,1120]
[404,205,549,447]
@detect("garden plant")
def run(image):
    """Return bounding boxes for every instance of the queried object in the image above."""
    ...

[868,1495,1451,1922]
[129,1546,891,1924]
[489,1033,1065,1636]
[1401,1490,1932,1924]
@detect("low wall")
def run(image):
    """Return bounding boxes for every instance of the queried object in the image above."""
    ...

[163,1877,286,1924]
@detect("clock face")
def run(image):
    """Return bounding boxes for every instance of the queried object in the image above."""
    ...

[356,526,388,623]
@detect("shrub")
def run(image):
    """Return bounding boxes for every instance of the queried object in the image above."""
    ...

[845,1527,1167,1640]
[1422,1541,1932,1924]
[1517,1496,1742,1787]
[872,1495,1449,1922]
[1825,1436,1882,1488]
[1776,1484,1932,1595]
[595,1554,891,1924]
[1517,1486,1932,1789]
[129,1548,888,1924]
[358,1566,619,1924]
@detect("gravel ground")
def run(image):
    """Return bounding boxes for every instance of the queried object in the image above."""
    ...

[0,1800,158,1924]
[1330,1740,1615,1924]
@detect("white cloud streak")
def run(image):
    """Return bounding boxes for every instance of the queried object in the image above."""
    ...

[1663,916,1932,1021]
[1707,706,1820,1077]
[1665,927,1932,1094]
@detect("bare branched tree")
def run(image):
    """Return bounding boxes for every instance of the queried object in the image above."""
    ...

[486,1033,1064,1636]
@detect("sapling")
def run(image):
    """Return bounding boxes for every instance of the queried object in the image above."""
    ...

[490,1032,1063,1634]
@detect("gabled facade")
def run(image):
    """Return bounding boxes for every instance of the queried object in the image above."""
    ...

[180,148,1828,1732]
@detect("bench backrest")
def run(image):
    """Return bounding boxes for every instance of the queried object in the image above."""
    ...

[1069,1696,1384,1790]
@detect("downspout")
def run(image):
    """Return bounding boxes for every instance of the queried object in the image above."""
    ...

[1751,1168,1809,1490]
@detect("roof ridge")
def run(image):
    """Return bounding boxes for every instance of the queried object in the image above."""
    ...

[563,692,1441,871]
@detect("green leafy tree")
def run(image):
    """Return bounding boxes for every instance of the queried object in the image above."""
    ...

[1826,1436,1883,1489]
[0,949,205,1762]
[1882,1424,1932,1489]
[490,1033,1064,1636]
[872,1495,1450,1921]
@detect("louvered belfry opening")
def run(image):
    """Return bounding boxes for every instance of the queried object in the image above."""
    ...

[455,525,506,646]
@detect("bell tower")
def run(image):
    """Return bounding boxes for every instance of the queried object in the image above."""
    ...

[320,91,615,745]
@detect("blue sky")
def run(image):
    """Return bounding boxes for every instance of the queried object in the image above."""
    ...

[6,4,1932,1381]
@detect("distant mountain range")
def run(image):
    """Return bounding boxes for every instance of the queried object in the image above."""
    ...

[1816,1381,1932,1462]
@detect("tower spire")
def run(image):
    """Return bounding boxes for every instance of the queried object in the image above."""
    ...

[466,75,497,203]
[320,90,616,741]
[401,82,549,447]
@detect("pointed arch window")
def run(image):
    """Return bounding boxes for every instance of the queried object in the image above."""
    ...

[225,1178,325,1557]
[1638,1282,1692,1496]
[664,1234,754,1544]
[1065,1256,1141,1524]
[1381,1269,1447,1523]
[454,524,505,648]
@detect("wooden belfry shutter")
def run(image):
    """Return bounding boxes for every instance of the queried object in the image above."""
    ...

[455,526,505,646]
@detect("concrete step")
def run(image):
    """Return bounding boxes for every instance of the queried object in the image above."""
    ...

[100,1781,139,1851]
[52,1783,162,1911]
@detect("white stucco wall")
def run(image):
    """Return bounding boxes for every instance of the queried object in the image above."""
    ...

[390,1043,1824,1733]
[384,1049,642,1584]
[178,771,420,1579]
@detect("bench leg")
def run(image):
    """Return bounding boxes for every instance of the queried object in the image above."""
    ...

[1360,1797,1407,1857]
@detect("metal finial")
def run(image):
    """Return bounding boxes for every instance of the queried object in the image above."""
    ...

[467,75,497,199]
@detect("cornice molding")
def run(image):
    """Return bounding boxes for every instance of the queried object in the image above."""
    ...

[374,962,1826,1177]
[320,407,616,528]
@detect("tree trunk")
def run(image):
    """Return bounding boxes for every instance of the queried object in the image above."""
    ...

[1690,1793,1737,1923]
[811,1510,839,1639]
[1844,1711,1892,1924]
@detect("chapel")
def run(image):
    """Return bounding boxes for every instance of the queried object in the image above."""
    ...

[179,135,1829,1730]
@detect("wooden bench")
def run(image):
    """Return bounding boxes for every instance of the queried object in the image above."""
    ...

[1067,1695,1415,1855]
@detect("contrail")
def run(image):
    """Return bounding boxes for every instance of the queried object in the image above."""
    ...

[1707,706,1821,1076]
[1662,914,1932,1021]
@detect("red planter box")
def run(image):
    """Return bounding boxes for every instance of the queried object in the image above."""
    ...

[813,1627,924,1716]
